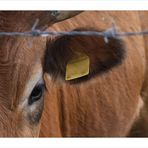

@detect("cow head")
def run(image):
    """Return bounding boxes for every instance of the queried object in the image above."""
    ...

[0,11,82,137]
[0,11,125,137]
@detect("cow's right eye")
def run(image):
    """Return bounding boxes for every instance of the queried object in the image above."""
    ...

[28,83,44,105]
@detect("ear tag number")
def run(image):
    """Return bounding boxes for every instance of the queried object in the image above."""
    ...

[65,52,90,80]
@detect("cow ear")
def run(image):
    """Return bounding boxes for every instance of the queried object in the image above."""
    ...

[44,29,125,84]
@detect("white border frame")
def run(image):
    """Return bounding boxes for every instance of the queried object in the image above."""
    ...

[0,0,148,10]
[1,138,148,148]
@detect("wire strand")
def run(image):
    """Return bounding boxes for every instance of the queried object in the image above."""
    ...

[0,19,148,43]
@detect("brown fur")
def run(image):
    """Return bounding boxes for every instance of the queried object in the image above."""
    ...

[128,11,148,137]
[0,12,48,136]
[0,11,147,137]
[40,11,146,137]
[0,11,81,137]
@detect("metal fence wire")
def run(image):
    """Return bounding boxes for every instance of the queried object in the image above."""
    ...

[0,19,148,43]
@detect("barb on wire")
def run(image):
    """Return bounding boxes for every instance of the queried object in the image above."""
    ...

[0,19,148,44]
[31,19,39,31]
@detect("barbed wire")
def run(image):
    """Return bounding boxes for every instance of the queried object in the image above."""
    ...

[0,19,148,43]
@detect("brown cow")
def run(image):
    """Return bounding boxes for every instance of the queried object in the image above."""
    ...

[128,11,148,137]
[0,11,146,137]
[0,11,81,137]
[40,11,146,137]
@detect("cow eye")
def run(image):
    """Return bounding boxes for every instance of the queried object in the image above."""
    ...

[28,83,44,105]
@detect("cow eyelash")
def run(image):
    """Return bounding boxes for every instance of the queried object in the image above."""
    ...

[28,83,44,105]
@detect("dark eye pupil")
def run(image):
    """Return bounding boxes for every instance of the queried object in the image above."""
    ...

[28,84,44,105]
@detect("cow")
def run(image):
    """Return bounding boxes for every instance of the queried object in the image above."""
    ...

[0,11,82,137]
[39,11,146,137]
[0,11,147,137]
[128,11,148,137]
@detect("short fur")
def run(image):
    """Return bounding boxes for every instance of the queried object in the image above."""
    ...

[0,11,147,137]
[45,29,125,83]
[40,11,146,137]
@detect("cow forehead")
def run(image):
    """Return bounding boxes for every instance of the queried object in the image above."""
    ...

[0,36,46,108]
[0,12,49,109]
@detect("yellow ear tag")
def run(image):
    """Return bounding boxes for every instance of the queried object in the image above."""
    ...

[65,52,90,80]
